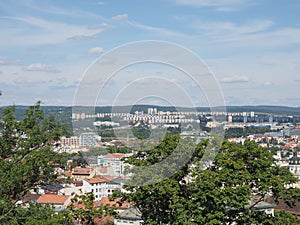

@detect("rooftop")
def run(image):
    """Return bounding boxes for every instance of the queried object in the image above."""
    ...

[37,194,70,205]
[72,167,92,175]
[98,197,130,209]
[104,153,126,159]
[118,206,142,220]
[85,176,112,184]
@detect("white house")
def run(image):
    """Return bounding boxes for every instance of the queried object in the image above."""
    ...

[114,206,143,225]
[81,176,121,201]
[97,153,131,176]
[37,194,71,212]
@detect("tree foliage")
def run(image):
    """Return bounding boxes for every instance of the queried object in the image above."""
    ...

[0,102,68,199]
[118,135,300,224]
[61,192,116,225]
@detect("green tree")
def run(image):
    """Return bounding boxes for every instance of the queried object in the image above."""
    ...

[132,123,151,140]
[0,102,69,224]
[0,102,117,224]
[274,210,300,225]
[62,192,116,225]
[118,135,300,224]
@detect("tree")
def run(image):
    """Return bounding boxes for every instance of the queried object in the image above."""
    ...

[274,210,300,225]
[118,135,300,224]
[0,102,117,224]
[132,123,151,140]
[0,102,69,224]
[61,192,116,225]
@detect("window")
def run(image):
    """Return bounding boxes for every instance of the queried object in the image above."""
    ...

[96,188,98,192]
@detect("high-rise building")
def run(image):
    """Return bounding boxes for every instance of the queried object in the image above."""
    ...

[79,132,99,147]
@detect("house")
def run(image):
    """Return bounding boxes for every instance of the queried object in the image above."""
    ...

[97,153,131,176]
[58,185,83,196]
[82,176,121,201]
[114,206,143,225]
[37,194,71,211]
[98,197,131,210]
[289,152,300,181]
[72,167,95,180]
[39,184,64,195]
[15,193,41,207]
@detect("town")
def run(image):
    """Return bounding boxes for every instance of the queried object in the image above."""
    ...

[7,105,299,224]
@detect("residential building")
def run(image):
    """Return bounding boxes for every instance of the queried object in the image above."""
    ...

[60,136,79,147]
[81,176,121,201]
[289,152,300,181]
[37,194,71,212]
[71,167,95,180]
[97,153,131,176]
[114,206,143,225]
[79,132,100,147]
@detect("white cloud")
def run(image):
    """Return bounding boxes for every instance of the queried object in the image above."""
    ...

[67,34,100,41]
[0,56,21,65]
[24,63,60,73]
[189,19,300,49]
[221,75,249,83]
[172,0,250,11]
[0,16,107,47]
[263,81,274,86]
[112,14,128,21]
[87,23,114,30]
[195,20,274,36]
[128,20,187,38]
[86,47,104,56]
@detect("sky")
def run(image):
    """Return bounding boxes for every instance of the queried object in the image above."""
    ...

[0,0,300,107]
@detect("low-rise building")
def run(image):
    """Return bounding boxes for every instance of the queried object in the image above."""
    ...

[72,167,95,180]
[82,176,121,201]
[60,136,79,147]
[37,194,71,212]
[114,207,143,225]
[97,153,131,176]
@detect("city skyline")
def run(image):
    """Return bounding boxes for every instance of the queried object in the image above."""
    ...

[1,0,300,106]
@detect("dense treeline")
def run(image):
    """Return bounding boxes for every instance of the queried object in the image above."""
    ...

[225,126,273,138]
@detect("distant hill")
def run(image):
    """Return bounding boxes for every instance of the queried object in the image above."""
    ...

[225,105,300,115]
[1,105,300,122]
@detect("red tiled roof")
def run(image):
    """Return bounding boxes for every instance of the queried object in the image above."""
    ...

[68,200,102,209]
[72,168,91,175]
[85,176,112,184]
[98,197,131,209]
[104,153,125,159]
[37,194,69,204]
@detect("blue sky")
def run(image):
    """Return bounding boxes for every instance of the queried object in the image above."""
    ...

[0,0,300,106]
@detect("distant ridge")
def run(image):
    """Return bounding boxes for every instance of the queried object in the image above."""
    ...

[1,105,300,118]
